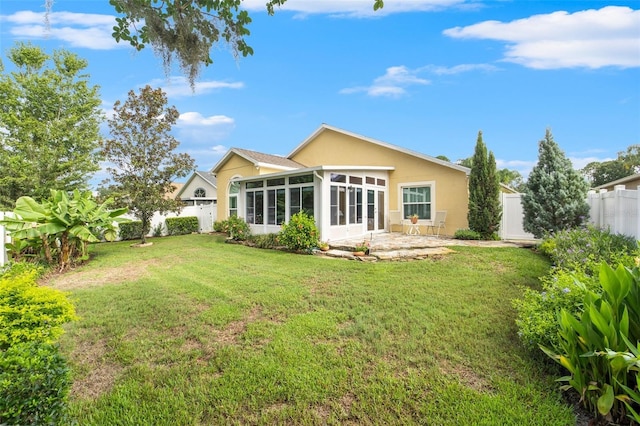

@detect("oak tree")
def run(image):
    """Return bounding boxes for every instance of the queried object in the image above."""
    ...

[100,85,195,243]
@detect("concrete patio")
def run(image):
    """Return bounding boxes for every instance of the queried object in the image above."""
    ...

[319,232,537,261]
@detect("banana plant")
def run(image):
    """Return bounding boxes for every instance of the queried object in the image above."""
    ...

[1,189,128,270]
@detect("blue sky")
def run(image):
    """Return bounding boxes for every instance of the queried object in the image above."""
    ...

[1,1,639,183]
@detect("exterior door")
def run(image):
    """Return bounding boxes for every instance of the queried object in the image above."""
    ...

[367,189,385,231]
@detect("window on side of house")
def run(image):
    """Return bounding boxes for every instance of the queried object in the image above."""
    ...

[246,190,264,224]
[290,186,314,218]
[330,185,347,225]
[194,187,206,198]
[267,188,286,225]
[348,187,363,224]
[402,186,431,220]
[228,181,239,217]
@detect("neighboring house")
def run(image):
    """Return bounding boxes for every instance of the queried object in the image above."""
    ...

[165,183,184,200]
[594,173,640,191]
[211,124,471,241]
[176,171,218,206]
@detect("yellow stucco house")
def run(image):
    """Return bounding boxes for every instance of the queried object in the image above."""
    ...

[211,124,471,241]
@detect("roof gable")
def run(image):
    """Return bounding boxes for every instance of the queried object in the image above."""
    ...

[211,147,304,174]
[176,170,217,198]
[288,124,470,175]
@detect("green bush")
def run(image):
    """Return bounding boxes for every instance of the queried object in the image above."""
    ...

[166,216,199,236]
[213,220,226,233]
[0,261,44,280]
[515,226,639,353]
[278,212,319,253]
[249,233,280,249]
[119,220,143,240]
[453,229,481,240]
[220,216,250,241]
[0,269,77,350]
[0,341,71,425]
[540,226,638,275]
[541,263,639,423]
[514,269,598,352]
[152,222,164,237]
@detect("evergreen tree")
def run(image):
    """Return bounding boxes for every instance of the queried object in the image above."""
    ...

[467,131,502,239]
[100,86,195,244]
[522,129,590,238]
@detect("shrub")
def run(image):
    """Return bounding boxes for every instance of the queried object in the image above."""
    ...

[279,212,319,253]
[213,220,226,233]
[152,222,164,237]
[249,233,280,249]
[515,226,640,353]
[0,341,71,425]
[0,269,77,349]
[514,269,598,352]
[119,220,143,240]
[540,226,638,276]
[453,229,481,240]
[225,216,250,241]
[166,216,199,236]
[541,263,639,423]
[0,261,44,280]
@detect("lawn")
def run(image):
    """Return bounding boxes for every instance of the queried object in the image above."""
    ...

[48,234,577,425]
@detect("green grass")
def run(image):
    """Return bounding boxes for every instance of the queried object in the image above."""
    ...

[52,234,576,425]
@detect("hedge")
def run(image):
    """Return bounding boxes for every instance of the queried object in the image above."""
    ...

[166,216,199,235]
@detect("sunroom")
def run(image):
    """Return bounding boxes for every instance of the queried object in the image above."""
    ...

[230,165,394,242]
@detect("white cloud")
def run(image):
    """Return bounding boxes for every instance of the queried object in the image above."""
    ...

[496,159,538,178]
[569,156,615,170]
[178,112,234,127]
[444,6,640,69]
[421,63,499,74]
[242,0,467,18]
[211,145,229,155]
[146,76,244,97]
[340,66,430,97]
[1,11,122,50]
[175,112,235,144]
[340,63,495,97]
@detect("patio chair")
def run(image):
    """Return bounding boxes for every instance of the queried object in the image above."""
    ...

[428,211,447,237]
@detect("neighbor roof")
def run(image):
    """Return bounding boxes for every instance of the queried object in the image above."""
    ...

[211,147,304,174]
[594,173,640,189]
[288,123,471,175]
[176,170,218,199]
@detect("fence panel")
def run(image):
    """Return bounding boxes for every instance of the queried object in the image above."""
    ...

[499,193,536,240]
[587,186,640,240]
[123,203,216,237]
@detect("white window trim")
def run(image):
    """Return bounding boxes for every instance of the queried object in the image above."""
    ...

[397,180,435,221]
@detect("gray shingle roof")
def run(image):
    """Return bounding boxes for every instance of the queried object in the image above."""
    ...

[234,148,305,169]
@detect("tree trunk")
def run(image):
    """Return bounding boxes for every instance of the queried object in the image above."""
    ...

[59,231,70,271]
[41,234,53,264]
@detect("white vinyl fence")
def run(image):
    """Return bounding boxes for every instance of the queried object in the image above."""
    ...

[500,193,535,240]
[123,203,217,237]
[587,185,640,240]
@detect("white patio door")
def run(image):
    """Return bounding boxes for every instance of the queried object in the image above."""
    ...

[367,189,385,231]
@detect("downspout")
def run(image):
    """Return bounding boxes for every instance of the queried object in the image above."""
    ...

[314,171,325,241]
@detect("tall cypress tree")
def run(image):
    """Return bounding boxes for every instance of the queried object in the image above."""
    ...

[468,131,502,239]
[522,129,590,238]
